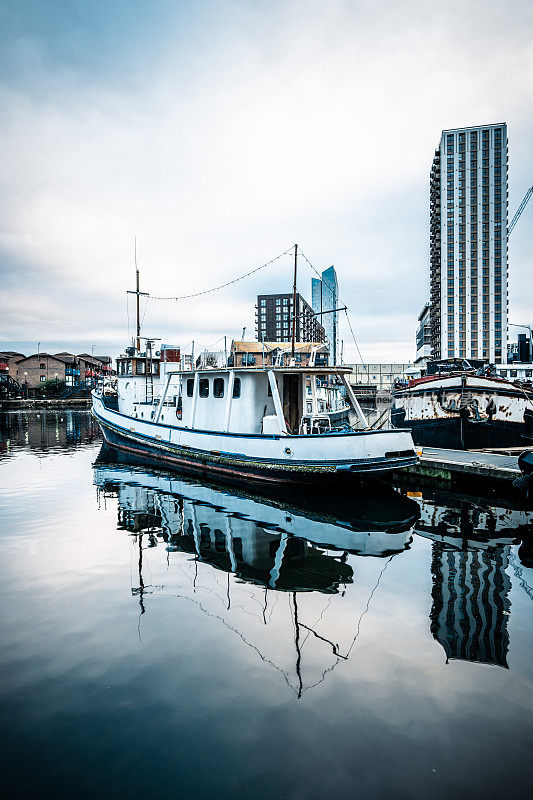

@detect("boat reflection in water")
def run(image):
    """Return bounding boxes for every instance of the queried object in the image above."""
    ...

[413,493,533,669]
[93,446,533,690]
[94,445,420,695]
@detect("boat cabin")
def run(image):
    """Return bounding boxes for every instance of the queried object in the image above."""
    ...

[164,367,359,435]
[114,338,367,436]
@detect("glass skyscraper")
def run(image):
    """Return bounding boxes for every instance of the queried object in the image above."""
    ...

[311,266,339,364]
[430,123,508,363]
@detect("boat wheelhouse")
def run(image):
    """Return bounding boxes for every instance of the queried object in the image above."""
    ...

[92,340,417,485]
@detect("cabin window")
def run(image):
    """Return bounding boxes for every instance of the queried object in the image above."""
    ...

[136,361,145,375]
[186,379,194,397]
[213,378,224,398]
[125,361,132,374]
[152,362,159,375]
[233,377,241,398]
[199,378,209,397]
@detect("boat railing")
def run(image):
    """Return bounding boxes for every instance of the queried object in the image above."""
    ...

[299,415,332,435]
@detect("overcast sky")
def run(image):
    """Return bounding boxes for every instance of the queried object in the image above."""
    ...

[1,0,532,362]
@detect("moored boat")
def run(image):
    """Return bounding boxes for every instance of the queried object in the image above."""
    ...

[92,341,417,485]
[391,359,533,449]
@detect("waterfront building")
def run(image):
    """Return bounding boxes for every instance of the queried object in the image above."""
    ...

[0,351,25,380]
[415,303,431,365]
[429,123,508,363]
[507,333,533,365]
[494,362,533,382]
[15,352,114,390]
[311,266,339,364]
[255,293,325,343]
[15,353,81,390]
[345,362,413,392]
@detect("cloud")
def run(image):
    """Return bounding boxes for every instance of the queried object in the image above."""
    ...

[1,0,532,361]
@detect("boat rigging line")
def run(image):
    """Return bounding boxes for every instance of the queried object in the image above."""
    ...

[128,240,365,365]
[148,246,295,301]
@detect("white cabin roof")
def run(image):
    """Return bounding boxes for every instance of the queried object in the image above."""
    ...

[170,366,353,376]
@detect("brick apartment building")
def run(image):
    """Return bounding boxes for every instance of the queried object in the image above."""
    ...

[0,351,25,380]
[14,353,114,391]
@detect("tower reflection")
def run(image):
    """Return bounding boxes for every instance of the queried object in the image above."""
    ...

[412,493,533,669]
[430,542,511,668]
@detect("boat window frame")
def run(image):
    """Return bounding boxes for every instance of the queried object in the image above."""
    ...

[186,378,194,397]
[199,378,209,397]
[232,377,241,398]
[213,377,224,398]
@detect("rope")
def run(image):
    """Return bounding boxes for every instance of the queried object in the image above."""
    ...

[344,309,365,365]
[149,246,295,301]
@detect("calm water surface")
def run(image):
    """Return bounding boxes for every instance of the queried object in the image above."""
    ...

[1,410,533,799]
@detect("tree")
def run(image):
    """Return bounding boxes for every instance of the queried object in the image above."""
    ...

[41,377,67,396]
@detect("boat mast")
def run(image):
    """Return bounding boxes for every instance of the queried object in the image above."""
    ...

[127,238,148,353]
[291,243,298,359]
[135,244,141,352]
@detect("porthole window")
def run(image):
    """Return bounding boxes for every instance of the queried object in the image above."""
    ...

[233,377,241,398]
[199,378,209,397]
[186,379,194,397]
[213,378,224,398]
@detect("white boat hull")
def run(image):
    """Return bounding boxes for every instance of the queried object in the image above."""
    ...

[92,392,417,485]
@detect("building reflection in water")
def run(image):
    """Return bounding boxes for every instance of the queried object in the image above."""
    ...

[414,494,533,669]
[94,453,420,696]
[430,543,511,668]
[0,409,100,455]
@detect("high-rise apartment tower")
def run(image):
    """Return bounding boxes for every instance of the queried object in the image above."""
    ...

[255,293,325,343]
[311,266,339,364]
[430,123,508,363]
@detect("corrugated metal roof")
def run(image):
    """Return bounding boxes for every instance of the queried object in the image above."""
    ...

[232,340,328,353]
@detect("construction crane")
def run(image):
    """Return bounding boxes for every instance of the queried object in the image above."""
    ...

[508,185,533,236]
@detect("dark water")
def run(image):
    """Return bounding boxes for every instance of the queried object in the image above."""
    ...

[1,410,533,799]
